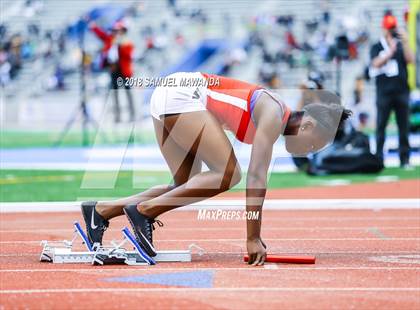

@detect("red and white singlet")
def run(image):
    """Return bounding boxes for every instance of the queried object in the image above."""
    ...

[150,72,290,144]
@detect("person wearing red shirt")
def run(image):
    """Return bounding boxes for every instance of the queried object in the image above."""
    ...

[90,21,135,122]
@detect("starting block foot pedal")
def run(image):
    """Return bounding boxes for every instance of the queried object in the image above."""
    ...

[73,221,93,252]
[122,227,156,265]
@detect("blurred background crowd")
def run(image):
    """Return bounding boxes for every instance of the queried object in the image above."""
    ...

[1,0,419,173]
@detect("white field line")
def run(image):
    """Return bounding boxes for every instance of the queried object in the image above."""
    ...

[1,199,419,213]
[1,238,420,244]
[1,267,420,273]
[1,288,419,294]
[1,226,419,233]
[1,155,418,171]
[0,163,297,172]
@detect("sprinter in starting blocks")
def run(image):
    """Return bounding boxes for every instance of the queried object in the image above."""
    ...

[73,70,349,265]
[40,221,199,265]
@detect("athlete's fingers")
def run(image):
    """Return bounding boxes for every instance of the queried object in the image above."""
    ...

[248,253,256,265]
[252,253,262,266]
[256,253,266,266]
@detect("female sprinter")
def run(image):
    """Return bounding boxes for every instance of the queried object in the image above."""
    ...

[81,72,351,266]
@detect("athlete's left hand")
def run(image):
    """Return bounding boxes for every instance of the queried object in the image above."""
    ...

[247,238,267,266]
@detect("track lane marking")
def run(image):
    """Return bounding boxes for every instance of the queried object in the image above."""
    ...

[1,267,419,272]
[1,226,419,233]
[2,217,419,221]
[1,199,419,212]
[1,287,419,294]
[2,251,420,257]
[1,238,419,244]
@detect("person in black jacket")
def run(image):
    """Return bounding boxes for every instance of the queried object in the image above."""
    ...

[370,14,414,168]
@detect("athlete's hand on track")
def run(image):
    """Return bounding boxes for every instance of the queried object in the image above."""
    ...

[247,238,267,266]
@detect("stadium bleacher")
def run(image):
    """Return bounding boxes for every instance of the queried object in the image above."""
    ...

[0,0,412,129]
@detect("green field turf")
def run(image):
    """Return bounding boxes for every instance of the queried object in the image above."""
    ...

[0,167,418,202]
[0,129,156,148]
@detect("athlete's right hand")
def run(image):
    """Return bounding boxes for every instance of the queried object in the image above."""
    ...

[247,238,267,266]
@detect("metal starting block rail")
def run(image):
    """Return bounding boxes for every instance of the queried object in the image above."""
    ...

[40,221,201,266]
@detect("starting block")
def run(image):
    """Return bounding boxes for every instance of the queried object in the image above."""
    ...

[40,221,201,266]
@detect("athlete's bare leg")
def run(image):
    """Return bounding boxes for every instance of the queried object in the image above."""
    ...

[137,111,242,218]
[95,118,202,220]
[95,186,172,220]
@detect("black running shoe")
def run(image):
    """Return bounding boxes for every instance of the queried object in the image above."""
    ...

[80,201,109,246]
[123,204,163,257]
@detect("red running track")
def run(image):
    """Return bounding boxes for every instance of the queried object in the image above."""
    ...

[0,208,419,309]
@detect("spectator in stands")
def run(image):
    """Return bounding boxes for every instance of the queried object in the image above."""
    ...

[174,32,185,47]
[296,71,325,110]
[285,28,300,50]
[220,47,247,75]
[24,0,43,18]
[167,0,177,11]
[0,24,6,38]
[90,21,135,123]
[370,14,414,168]
[259,67,282,89]
[0,47,11,86]
[321,0,330,24]
[352,76,369,131]
[7,35,23,79]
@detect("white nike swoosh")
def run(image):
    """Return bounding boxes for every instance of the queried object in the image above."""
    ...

[90,207,98,229]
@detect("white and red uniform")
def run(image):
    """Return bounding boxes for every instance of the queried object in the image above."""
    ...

[150,72,290,144]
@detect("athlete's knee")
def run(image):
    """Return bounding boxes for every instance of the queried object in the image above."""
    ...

[230,165,242,187]
[173,166,200,187]
[220,162,241,191]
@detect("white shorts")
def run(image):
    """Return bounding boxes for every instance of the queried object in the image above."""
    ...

[150,72,208,120]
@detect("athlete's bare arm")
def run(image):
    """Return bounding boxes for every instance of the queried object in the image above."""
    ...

[246,93,285,265]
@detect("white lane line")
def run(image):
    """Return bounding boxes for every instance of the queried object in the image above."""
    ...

[1,238,419,244]
[1,199,419,213]
[2,216,419,221]
[1,227,419,233]
[369,254,420,264]
[1,251,419,257]
[190,217,420,221]
[1,287,419,294]
[1,267,420,272]
[2,217,418,222]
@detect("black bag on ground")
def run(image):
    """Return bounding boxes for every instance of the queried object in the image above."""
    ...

[307,128,384,175]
